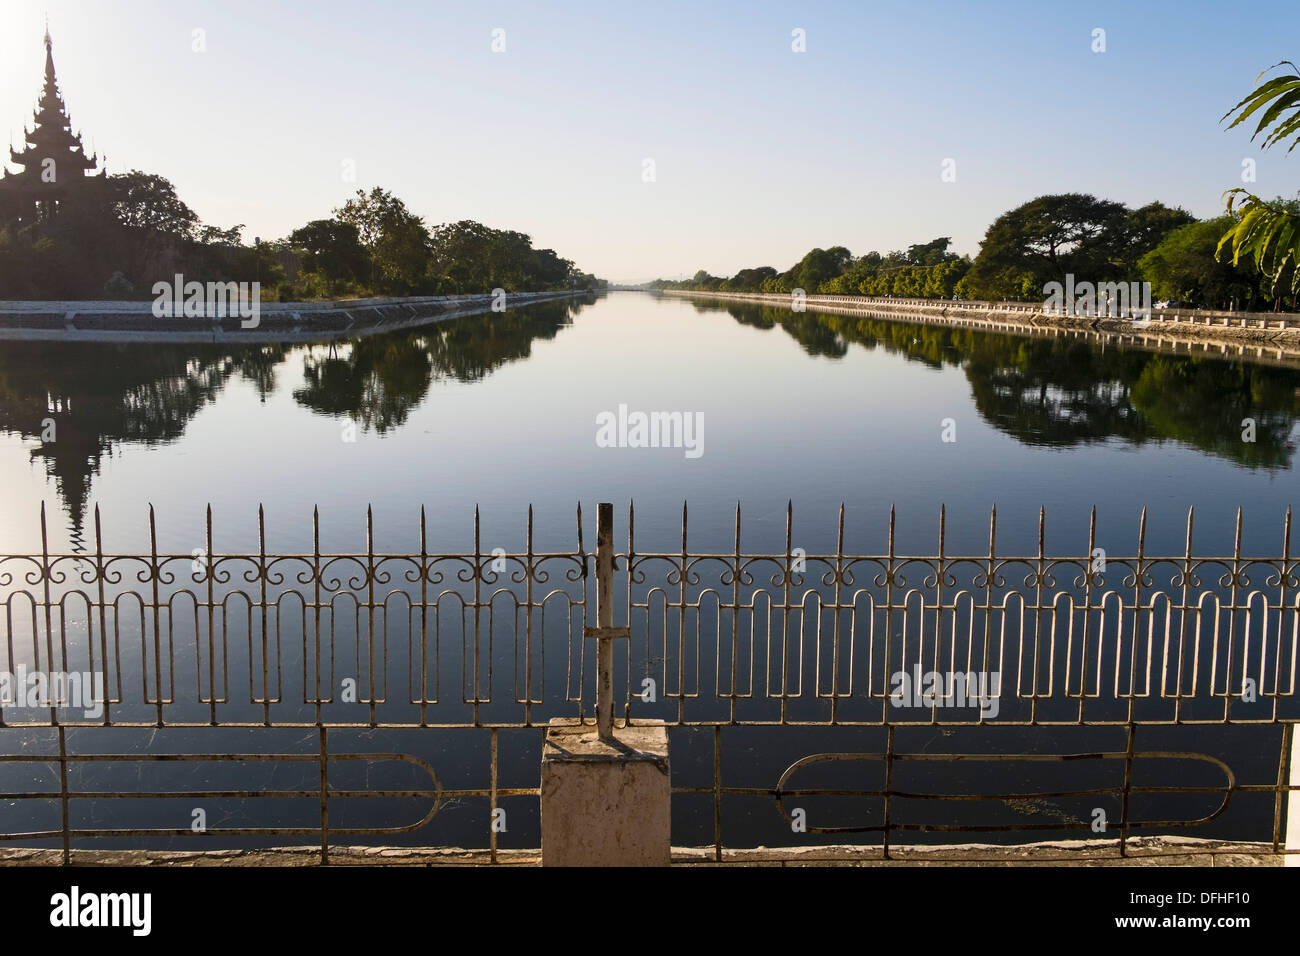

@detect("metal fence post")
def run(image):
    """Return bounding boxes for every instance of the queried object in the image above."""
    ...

[584,503,629,738]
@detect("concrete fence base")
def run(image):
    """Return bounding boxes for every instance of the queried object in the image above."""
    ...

[540,718,670,867]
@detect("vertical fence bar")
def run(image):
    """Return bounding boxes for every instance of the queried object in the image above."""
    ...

[830,504,844,724]
[313,507,322,724]
[520,507,531,720]
[626,501,636,726]
[1078,507,1097,722]
[730,502,741,725]
[713,724,722,862]
[883,724,895,860]
[206,505,217,726]
[883,506,897,724]
[571,503,585,719]
[490,727,499,863]
[781,501,793,723]
[472,506,481,725]
[1274,722,1291,855]
[1274,508,1292,722]
[258,505,270,725]
[40,505,55,724]
[1120,722,1136,857]
[1031,508,1046,723]
[94,505,111,725]
[1174,507,1194,720]
[418,507,428,726]
[678,503,688,726]
[934,505,946,718]
[149,505,163,727]
[58,724,69,865]
[319,725,329,865]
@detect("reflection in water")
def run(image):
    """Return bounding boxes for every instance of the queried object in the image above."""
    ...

[0,343,284,546]
[718,302,1300,469]
[0,297,591,541]
[293,297,579,431]
[1,294,1298,543]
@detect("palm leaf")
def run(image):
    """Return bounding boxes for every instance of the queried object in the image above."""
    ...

[1221,63,1300,296]
[1221,63,1300,127]
[1252,88,1300,140]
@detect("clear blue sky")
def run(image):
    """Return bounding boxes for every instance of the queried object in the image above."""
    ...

[2,0,1297,283]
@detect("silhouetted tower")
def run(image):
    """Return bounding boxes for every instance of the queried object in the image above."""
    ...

[0,27,106,227]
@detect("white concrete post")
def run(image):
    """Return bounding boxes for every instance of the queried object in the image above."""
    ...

[540,502,671,866]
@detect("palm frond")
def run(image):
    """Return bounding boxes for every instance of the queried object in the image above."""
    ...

[1218,191,1300,295]
[1220,62,1300,296]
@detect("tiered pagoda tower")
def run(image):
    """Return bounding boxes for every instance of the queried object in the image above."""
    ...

[0,27,106,228]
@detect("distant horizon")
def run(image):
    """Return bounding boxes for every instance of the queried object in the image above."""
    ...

[3,0,1297,283]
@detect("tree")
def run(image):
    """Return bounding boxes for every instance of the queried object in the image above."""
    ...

[722,266,777,291]
[197,223,245,247]
[789,246,852,292]
[906,237,958,267]
[688,269,724,291]
[334,188,431,293]
[964,193,1128,298]
[1220,61,1300,298]
[289,219,369,293]
[110,171,198,238]
[425,220,587,293]
[1114,202,1196,274]
[1139,218,1258,308]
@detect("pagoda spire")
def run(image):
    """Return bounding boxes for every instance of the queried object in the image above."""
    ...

[4,26,102,181]
[0,25,106,227]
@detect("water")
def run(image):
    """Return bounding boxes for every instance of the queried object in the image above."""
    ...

[0,291,1295,852]
[3,291,1298,556]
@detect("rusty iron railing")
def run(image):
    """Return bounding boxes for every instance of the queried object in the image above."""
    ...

[0,501,1296,862]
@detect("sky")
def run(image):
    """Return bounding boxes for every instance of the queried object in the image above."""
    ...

[2,0,1298,283]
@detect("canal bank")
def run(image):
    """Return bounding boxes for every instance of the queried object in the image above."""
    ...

[662,290,1300,365]
[0,290,592,344]
[0,837,1279,866]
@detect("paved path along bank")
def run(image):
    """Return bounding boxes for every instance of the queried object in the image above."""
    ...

[0,836,1278,866]
[0,290,588,344]
[663,290,1300,365]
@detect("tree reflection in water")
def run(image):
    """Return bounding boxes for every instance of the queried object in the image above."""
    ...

[719,302,1300,470]
[0,294,1295,544]
[0,297,590,543]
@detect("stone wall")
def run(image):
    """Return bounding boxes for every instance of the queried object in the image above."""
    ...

[0,290,589,343]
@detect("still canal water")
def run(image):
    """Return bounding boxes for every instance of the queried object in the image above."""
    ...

[0,291,1295,852]
[2,290,1298,557]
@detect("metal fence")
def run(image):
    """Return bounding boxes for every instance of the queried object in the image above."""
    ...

[0,502,1296,862]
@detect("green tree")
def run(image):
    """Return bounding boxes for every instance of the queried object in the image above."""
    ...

[721,266,777,292]
[906,237,958,267]
[1114,202,1196,274]
[110,171,198,238]
[1139,218,1259,308]
[334,188,431,293]
[790,246,852,292]
[964,193,1128,299]
[289,219,369,294]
